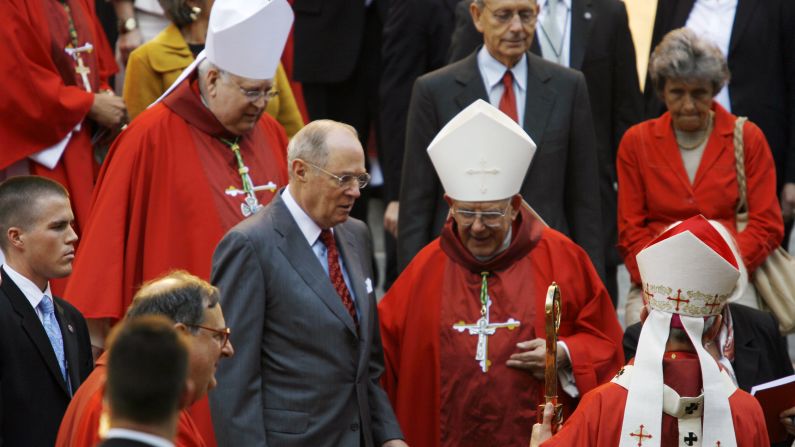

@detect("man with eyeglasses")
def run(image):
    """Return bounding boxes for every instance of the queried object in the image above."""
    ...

[398,0,608,298]
[62,2,292,444]
[379,101,623,447]
[56,270,235,447]
[210,119,407,447]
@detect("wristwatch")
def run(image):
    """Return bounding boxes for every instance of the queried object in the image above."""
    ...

[118,16,138,34]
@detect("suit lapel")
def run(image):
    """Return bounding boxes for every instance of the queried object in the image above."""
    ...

[569,0,594,70]
[672,0,696,28]
[652,114,694,192]
[55,299,79,393]
[728,0,757,55]
[454,53,489,111]
[271,198,359,336]
[1,270,70,394]
[335,225,370,342]
[523,54,555,147]
[692,109,734,189]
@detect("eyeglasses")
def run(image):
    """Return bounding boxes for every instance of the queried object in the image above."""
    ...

[452,203,512,228]
[186,324,231,348]
[303,160,371,189]
[221,73,279,103]
[483,3,537,24]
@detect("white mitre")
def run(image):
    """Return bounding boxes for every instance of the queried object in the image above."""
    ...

[427,99,536,201]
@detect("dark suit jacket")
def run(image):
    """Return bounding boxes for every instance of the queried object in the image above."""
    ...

[379,0,461,203]
[447,0,644,269]
[209,193,403,447]
[292,0,389,84]
[0,268,93,446]
[644,0,795,187]
[397,50,604,279]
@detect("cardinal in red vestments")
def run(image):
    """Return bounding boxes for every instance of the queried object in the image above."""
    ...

[63,1,294,445]
[0,0,124,244]
[532,216,770,447]
[378,100,624,447]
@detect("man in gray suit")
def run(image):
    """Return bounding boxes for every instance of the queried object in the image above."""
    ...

[398,0,604,282]
[209,120,406,447]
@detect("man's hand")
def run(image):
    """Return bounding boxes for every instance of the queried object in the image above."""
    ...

[529,402,554,447]
[780,406,795,436]
[507,339,569,380]
[780,183,795,221]
[117,28,143,65]
[382,439,409,447]
[88,93,127,129]
[384,201,399,238]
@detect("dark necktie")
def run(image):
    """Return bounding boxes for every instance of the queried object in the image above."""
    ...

[319,229,359,328]
[499,70,518,123]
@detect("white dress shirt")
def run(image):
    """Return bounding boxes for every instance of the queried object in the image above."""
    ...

[103,428,174,447]
[477,47,528,126]
[685,0,738,111]
[281,187,358,311]
[2,264,52,324]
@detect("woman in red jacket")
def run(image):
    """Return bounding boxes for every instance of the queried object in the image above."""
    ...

[617,28,783,325]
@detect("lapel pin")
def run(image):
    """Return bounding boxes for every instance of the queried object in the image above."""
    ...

[68,324,74,333]
[584,11,592,20]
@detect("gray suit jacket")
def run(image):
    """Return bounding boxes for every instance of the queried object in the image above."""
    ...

[397,50,604,279]
[209,193,403,447]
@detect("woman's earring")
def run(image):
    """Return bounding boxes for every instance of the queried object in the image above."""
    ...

[189,6,202,21]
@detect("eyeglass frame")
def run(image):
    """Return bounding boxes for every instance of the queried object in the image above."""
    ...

[451,203,514,228]
[481,2,538,25]
[219,70,279,103]
[186,324,231,348]
[302,160,371,189]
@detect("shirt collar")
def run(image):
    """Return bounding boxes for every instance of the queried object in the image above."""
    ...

[282,186,327,246]
[540,0,571,9]
[104,428,175,447]
[2,264,52,309]
[477,47,527,92]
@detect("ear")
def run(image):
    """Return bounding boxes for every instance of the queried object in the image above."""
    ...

[510,195,522,220]
[291,159,309,183]
[205,68,221,98]
[470,2,486,33]
[6,227,24,250]
[173,322,190,335]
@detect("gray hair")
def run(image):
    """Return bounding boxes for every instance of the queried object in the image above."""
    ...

[157,0,208,28]
[649,28,730,100]
[287,120,358,171]
[126,270,220,332]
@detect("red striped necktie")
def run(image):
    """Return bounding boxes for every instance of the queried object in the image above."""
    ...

[320,229,359,329]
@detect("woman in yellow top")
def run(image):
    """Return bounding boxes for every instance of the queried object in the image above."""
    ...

[123,0,304,137]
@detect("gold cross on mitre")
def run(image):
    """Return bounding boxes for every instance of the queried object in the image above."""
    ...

[452,296,520,373]
[64,43,94,92]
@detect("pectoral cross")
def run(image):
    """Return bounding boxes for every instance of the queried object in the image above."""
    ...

[225,182,277,216]
[466,157,500,194]
[65,43,94,92]
[452,297,519,373]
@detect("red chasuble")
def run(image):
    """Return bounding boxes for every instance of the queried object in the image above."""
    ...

[542,353,770,447]
[56,353,207,447]
[0,0,116,233]
[63,75,288,447]
[378,209,624,447]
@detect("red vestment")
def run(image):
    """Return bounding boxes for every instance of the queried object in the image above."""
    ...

[542,353,770,447]
[617,103,783,284]
[0,0,116,232]
[63,76,289,446]
[56,353,206,447]
[378,209,624,447]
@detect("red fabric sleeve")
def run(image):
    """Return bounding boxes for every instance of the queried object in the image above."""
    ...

[616,124,656,284]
